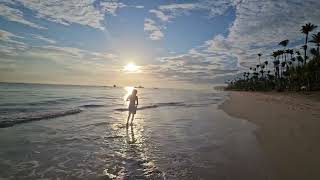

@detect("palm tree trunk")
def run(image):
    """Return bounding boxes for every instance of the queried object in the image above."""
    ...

[304,33,309,65]
[258,56,261,65]
[284,51,287,63]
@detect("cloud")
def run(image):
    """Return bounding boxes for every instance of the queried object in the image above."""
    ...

[100,1,127,16]
[148,47,239,84]
[31,34,56,44]
[30,45,118,63]
[0,29,23,42]
[16,0,105,30]
[204,0,320,70]
[149,9,171,22]
[0,4,46,29]
[135,6,144,9]
[0,29,28,56]
[3,0,136,30]
[0,28,117,63]
[144,18,164,40]
[158,3,197,12]
[0,44,121,85]
[146,1,234,40]
[156,1,234,20]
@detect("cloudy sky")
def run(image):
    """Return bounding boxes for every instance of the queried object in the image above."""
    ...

[1,0,320,89]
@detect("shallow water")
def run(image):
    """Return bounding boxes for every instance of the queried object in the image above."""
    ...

[0,83,273,179]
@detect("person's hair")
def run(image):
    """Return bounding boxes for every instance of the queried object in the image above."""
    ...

[132,89,138,95]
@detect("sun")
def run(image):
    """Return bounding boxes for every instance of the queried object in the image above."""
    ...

[124,63,139,72]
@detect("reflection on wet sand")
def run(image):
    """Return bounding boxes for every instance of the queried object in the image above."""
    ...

[126,124,137,144]
[120,116,164,179]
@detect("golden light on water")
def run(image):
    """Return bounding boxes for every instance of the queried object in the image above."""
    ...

[124,63,139,73]
[123,86,134,104]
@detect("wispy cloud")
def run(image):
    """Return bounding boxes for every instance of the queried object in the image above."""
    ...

[0,43,120,84]
[158,3,197,12]
[149,9,171,22]
[0,29,27,56]
[31,34,56,44]
[2,0,140,30]
[147,47,239,84]
[146,0,234,40]
[0,29,23,42]
[144,18,164,40]
[18,0,106,30]
[0,4,46,29]
[100,1,127,16]
[135,6,144,9]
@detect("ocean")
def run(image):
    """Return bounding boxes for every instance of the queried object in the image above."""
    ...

[0,83,272,179]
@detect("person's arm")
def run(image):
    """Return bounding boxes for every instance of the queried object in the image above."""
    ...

[126,95,130,101]
[136,96,139,106]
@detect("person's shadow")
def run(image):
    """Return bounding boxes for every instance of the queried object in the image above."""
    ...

[126,124,136,144]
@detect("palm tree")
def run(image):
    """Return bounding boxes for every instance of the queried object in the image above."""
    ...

[301,45,308,63]
[301,23,318,64]
[310,48,318,57]
[279,40,289,47]
[281,61,286,78]
[264,61,268,67]
[260,69,264,78]
[243,72,247,80]
[227,23,320,92]
[272,51,278,62]
[309,32,320,55]
[272,51,280,78]
[279,40,289,63]
[278,50,284,62]
[273,59,280,79]
[258,53,262,64]
[297,55,304,67]
[289,49,294,61]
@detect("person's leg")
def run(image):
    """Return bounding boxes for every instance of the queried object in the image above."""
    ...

[127,112,131,125]
[130,114,135,125]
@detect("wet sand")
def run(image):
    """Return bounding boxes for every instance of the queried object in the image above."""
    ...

[220,91,320,180]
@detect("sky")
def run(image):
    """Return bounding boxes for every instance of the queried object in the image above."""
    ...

[1,0,320,89]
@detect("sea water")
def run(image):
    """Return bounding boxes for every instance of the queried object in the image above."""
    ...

[0,83,273,179]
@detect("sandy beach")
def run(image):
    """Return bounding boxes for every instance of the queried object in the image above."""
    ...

[220,91,320,180]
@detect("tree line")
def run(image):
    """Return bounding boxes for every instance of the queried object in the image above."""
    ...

[226,23,320,91]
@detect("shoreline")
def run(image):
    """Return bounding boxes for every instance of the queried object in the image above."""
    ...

[219,91,320,180]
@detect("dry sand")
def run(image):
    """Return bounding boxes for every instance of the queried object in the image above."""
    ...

[220,91,320,180]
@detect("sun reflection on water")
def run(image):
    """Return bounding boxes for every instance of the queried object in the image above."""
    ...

[123,86,134,105]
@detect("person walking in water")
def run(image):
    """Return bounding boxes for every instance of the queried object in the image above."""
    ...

[126,89,138,126]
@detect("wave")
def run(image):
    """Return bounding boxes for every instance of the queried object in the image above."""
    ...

[0,109,82,128]
[95,96,118,100]
[0,98,80,107]
[79,104,106,108]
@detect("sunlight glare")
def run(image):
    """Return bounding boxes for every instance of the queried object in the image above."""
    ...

[124,63,139,72]
[123,86,134,104]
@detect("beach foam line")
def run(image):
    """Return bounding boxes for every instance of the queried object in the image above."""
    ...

[114,101,218,112]
[114,102,186,111]
[79,104,106,108]
[0,108,82,128]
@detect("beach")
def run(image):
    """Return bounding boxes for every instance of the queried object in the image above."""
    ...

[0,83,275,179]
[220,91,320,180]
